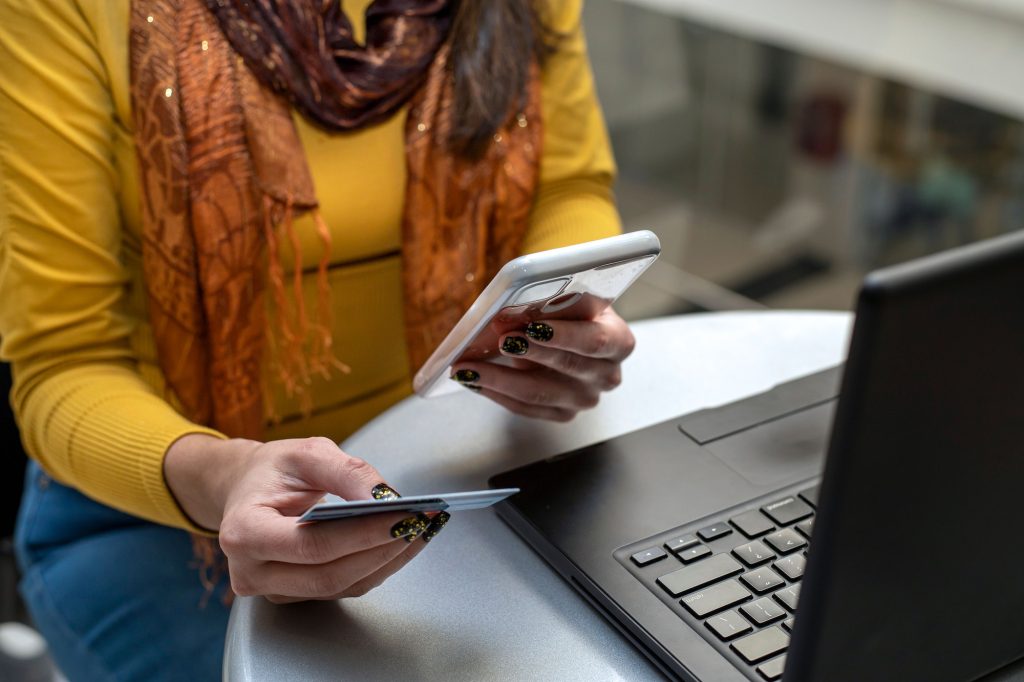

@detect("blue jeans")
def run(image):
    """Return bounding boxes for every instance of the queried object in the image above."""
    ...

[14,461,231,681]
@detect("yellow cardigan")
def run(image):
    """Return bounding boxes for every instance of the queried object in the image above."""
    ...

[0,0,621,532]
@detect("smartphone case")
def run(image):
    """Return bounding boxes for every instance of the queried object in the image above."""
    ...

[413,230,661,396]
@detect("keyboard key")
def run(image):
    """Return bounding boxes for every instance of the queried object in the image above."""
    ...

[657,554,743,597]
[731,626,789,664]
[697,522,733,542]
[758,654,787,680]
[732,540,775,567]
[798,485,820,507]
[729,509,775,538]
[761,497,814,526]
[631,547,668,567]
[773,554,806,581]
[680,579,751,618]
[774,585,801,612]
[706,609,753,641]
[677,544,712,563]
[740,596,786,625]
[665,534,700,554]
[765,528,807,555]
[782,617,795,632]
[795,518,814,539]
[740,567,785,594]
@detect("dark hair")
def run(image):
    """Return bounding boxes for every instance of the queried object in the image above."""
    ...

[448,1,554,157]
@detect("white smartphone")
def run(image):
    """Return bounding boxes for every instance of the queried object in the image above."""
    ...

[413,230,661,397]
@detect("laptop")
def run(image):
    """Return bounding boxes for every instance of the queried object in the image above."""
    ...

[489,230,1024,682]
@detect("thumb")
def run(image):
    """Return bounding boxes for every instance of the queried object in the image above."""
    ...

[283,437,392,501]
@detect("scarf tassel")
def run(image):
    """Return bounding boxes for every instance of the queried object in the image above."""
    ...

[260,194,347,422]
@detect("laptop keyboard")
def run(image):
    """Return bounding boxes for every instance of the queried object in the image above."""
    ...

[616,482,820,681]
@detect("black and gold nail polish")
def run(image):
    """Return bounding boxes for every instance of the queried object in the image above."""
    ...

[390,514,431,542]
[451,369,480,384]
[422,511,451,543]
[501,336,529,355]
[371,483,401,500]
[525,322,554,342]
[464,384,483,392]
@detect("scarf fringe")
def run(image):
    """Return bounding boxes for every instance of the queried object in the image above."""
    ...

[190,535,233,608]
[260,194,346,421]
[311,209,350,379]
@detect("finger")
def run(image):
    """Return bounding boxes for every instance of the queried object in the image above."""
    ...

[521,311,635,361]
[476,386,577,422]
[451,362,599,411]
[498,334,622,388]
[222,506,416,564]
[237,531,420,599]
[337,511,451,598]
[262,513,449,602]
[336,545,425,598]
[275,437,391,503]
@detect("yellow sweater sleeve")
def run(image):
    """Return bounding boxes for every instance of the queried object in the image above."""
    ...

[523,0,623,255]
[0,0,221,532]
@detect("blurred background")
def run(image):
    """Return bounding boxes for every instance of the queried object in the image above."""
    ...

[592,0,1024,319]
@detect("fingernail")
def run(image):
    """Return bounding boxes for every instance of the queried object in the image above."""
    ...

[501,336,529,355]
[422,511,451,543]
[390,514,431,542]
[525,322,554,342]
[371,483,401,500]
[451,369,480,384]
[464,384,483,392]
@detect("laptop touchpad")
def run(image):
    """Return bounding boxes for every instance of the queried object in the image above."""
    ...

[701,401,835,487]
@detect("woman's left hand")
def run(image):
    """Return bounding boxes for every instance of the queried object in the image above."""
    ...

[450,307,634,421]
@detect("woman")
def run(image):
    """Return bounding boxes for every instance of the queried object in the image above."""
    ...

[0,0,632,679]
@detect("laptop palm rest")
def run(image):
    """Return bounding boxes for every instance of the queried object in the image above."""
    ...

[701,401,834,487]
[678,365,841,445]
[492,366,841,558]
[677,366,841,487]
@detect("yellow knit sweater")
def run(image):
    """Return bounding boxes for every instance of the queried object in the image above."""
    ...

[0,0,621,532]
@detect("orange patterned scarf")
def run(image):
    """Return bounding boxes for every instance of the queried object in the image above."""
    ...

[129,0,542,439]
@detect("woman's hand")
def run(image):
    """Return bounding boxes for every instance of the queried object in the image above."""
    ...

[450,307,635,421]
[165,435,447,603]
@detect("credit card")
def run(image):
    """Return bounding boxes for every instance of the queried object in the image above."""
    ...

[298,487,520,523]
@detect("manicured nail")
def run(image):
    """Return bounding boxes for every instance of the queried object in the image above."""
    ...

[422,511,451,543]
[501,336,529,355]
[371,483,401,500]
[525,322,554,342]
[464,384,482,392]
[451,369,480,384]
[390,514,431,542]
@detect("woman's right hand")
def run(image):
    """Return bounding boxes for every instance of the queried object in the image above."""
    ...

[165,435,445,603]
